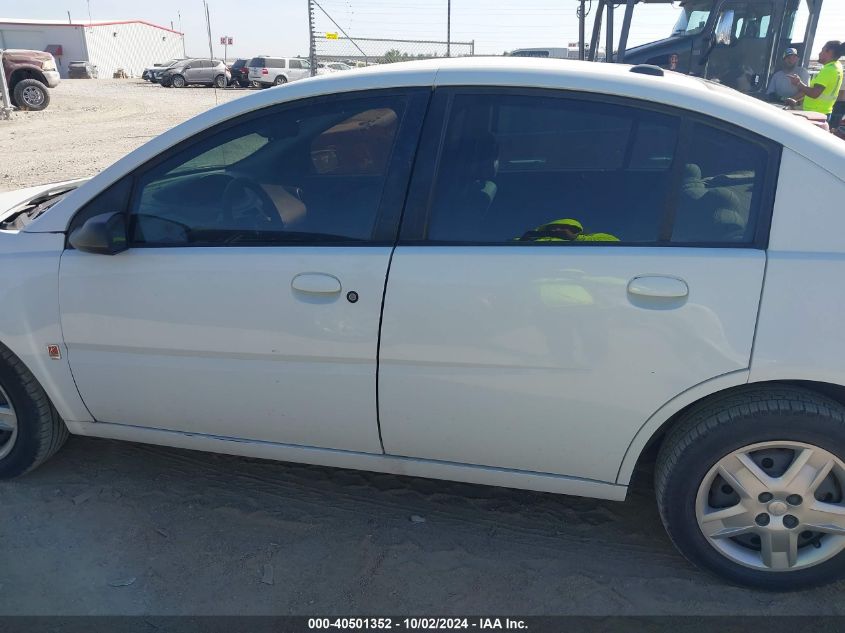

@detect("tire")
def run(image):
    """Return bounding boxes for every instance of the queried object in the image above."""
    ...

[656,385,845,590]
[0,343,67,479]
[273,75,287,86]
[13,79,50,111]
[170,74,186,88]
[214,74,226,89]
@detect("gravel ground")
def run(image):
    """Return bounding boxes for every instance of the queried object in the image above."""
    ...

[2,79,845,616]
[0,79,249,193]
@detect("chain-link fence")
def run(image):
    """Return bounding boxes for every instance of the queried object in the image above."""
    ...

[314,35,474,67]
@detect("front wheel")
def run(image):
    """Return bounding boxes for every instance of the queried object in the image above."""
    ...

[13,79,50,111]
[170,74,186,88]
[656,385,845,590]
[0,344,67,478]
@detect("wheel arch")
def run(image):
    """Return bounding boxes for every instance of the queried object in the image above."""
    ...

[617,375,845,485]
[9,67,47,89]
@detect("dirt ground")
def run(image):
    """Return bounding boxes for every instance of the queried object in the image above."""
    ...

[0,79,249,193]
[2,79,845,616]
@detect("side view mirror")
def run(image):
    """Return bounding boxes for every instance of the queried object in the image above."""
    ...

[68,212,128,255]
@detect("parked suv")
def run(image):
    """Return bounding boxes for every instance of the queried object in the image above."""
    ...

[227,58,250,87]
[159,59,229,88]
[67,61,98,79]
[142,59,184,83]
[1,49,60,111]
[247,56,311,87]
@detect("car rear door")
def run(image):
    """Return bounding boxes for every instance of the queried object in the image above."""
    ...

[59,89,429,452]
[378,88,777,483]
[201,60,215,83]
[289,59,309,81]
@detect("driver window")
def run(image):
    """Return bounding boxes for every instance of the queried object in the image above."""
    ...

[130,94,408,246]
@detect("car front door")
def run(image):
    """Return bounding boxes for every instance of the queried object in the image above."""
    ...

[378,88,777,483]
[59,89,428,452]
[182,60,201,83]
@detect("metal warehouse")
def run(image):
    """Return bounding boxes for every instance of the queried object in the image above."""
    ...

[0,18,184,79]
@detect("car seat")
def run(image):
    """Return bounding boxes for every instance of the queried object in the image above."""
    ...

[674,164,747,242]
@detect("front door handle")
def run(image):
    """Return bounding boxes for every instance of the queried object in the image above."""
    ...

[627,275,689,299]
[291,273,342,295]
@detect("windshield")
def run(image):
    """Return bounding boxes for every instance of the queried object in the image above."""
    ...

[672,2,713,36]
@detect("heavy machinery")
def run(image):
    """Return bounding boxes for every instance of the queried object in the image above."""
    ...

[579,0,824,97]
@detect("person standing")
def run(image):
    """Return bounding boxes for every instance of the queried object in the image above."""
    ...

[788,40,845,125]
[767,48,809,103]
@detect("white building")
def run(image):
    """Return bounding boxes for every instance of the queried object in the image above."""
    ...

[0,18,184,78]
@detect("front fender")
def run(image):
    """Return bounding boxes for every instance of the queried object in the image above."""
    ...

[0,231,92,424]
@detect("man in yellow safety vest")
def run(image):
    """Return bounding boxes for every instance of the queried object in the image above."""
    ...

[788,40,844,125]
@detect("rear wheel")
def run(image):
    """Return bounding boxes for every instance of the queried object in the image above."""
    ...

[214,74,226,88]
[273,75,287,86]
[13,79,50,111]
[656,386,845,590]
[0,344,67,478]
[170,74,186,88]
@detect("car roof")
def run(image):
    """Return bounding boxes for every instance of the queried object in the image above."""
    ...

[31,57,844,233]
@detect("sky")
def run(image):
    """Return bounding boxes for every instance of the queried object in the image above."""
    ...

[0,0,841,60]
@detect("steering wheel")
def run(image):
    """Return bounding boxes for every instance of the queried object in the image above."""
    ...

[220,177,285,230]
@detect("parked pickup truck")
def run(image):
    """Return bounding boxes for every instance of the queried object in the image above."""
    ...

[2,49,60,111]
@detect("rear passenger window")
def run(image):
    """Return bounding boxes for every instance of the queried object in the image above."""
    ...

[290,60,302,69]
[425,93,680,244]
[422,92,771,246]
[672,122,769,244]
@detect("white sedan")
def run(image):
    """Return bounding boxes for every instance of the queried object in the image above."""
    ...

[317,61,353,75]
[1,58,845,590]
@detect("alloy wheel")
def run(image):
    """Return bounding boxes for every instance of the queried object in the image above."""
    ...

[21,86,45,108]
[696,441,845,572]
[0,384,18,460]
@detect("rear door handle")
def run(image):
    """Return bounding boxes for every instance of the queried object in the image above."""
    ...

[291,273,342,295]
[627,275,689,299]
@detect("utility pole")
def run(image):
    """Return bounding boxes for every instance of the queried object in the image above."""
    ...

[308,0,316,76]
[578,0,586,61]
[178,11,186,57]
[204,1,214,59]
[447,0,451,57]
